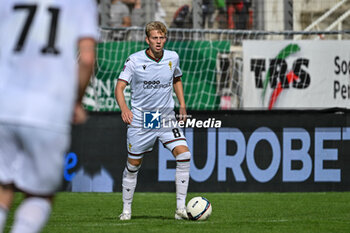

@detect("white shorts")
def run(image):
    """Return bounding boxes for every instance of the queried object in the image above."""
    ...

[0,124,69,196]
[127,126,188,159]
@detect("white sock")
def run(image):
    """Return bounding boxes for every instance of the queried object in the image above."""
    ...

[122,162,140,214]
[0,206,8,233]
[10,197,51,233]
[175,151,191,210]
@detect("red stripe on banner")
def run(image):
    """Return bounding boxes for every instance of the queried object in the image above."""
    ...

[268,71,299,110]
[268,82,282,110]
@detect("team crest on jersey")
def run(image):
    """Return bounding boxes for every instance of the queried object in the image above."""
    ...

[143,110,161,129]
[142,65,146,70]
[168,61,172,70]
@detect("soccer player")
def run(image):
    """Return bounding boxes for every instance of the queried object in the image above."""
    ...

[115,21,191,221]
[0,1,98,232]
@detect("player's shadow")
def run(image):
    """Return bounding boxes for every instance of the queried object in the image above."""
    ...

[132,215,173,220]
[105,216,173,221]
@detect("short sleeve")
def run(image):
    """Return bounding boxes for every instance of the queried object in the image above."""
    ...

[76,0,99,40]
[118,57,134,84]
[174,53,182,78]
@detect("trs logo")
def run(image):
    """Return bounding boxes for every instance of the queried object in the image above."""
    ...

[250,44,310,109]
[143,110,161,129]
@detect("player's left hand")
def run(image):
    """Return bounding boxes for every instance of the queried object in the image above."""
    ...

[72,104,87,124]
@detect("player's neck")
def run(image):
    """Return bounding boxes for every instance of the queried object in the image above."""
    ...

[146,48,163,60]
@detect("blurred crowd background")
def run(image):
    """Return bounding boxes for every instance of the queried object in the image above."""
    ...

[96,0,350,32]
[97,0,253,30]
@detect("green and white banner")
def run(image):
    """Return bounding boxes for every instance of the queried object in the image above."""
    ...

[83,40,230,111]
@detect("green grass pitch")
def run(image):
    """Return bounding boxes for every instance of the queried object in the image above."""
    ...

[4,192,350,233]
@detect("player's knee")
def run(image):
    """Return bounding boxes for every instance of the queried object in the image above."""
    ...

[126,161,141,173]
[175,151,191,162]
[172,145,189,156]
[127,157,142,166]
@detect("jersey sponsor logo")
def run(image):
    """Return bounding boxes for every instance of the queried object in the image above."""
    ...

[143,80,171,89]
[143,110,161,129]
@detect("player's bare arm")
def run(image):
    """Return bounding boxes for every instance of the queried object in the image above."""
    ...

[74,38,96,124]
[173,76,187,122]
[115,80,133,124]
[78,38,96,103]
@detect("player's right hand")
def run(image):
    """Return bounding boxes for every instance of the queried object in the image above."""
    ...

[121,108,133,124]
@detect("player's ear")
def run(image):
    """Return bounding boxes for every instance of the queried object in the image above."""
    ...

[145,36,150,45]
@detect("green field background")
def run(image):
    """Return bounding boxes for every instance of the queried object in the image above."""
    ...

[4,192,350,233]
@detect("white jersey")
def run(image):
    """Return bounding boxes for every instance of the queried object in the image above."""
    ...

[119,49,182,127]
[0,0,98,132]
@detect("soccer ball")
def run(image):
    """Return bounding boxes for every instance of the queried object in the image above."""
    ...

[186,196,212,221]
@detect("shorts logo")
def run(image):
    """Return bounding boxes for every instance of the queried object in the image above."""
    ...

[143,110,161,129]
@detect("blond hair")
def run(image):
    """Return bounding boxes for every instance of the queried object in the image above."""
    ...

[145,21,167,37]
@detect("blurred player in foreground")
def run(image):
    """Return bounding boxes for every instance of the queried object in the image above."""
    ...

[115,21,191,221]
[0,0,98,232]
